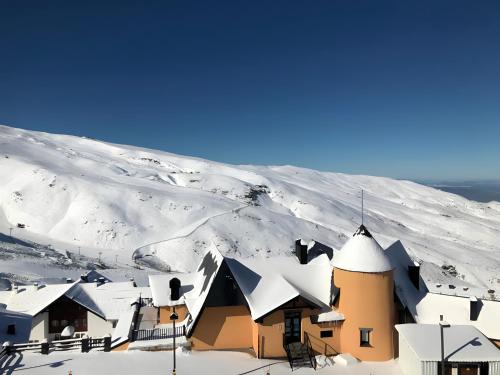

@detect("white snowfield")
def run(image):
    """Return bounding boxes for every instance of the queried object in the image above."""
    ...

[0,350,403,375]
[0,125,499,289]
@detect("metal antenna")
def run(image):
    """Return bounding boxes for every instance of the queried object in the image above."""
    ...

[361,189,364,225]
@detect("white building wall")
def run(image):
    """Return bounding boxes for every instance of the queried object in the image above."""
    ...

[398,334,423,375]
[422,361,437,375]
[490,362,500,375]
[87,311,113,337]
[29,312,48,342]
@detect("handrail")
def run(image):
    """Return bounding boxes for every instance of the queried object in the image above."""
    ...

[304,331,338,357]
[304,332,317,370]
[282,334,293,371]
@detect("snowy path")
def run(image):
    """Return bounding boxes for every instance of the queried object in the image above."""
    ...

[0,350,403,375]
[132,204,250,259]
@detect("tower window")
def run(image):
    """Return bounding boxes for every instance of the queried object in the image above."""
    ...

[360,328,372,347]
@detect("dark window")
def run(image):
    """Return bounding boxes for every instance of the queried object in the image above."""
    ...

[320,330,333,338]
[7,324,16,335]
[48,296,88,334]
[360,328,372,347]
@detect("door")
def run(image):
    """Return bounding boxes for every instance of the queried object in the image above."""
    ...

[284,311,301,345]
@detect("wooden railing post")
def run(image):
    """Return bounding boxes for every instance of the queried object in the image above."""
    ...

[41,339,50,355]
[81,335,89,353]
[104,334,111,352]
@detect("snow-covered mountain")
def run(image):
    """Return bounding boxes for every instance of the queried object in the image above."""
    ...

[0,125,499,289]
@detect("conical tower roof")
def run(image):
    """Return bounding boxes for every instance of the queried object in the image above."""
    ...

[332,225,393,273]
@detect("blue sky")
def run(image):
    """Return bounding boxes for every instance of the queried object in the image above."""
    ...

[1,0,499,180]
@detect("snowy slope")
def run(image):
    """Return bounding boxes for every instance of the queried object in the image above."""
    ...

[0,125,499,289]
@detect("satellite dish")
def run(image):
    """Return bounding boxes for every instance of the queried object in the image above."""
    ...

[61,325,75,338]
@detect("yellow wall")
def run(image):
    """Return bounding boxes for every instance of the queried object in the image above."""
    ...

[112,342,129,351]
[159,305,189,324]
[334,268,395,361]
[253,306,341,358]
[191,305,253,350]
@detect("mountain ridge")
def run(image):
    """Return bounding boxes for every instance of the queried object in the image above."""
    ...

[0,124,499,289]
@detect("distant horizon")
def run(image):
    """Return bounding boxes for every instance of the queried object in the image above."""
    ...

[1,1,499,181]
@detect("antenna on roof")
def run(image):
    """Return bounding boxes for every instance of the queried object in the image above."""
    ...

[361,189,364,225]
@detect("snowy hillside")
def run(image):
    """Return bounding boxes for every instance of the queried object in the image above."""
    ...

[0,125,499,289]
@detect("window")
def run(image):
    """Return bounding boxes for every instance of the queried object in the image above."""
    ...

[320,330,333,338]
[7,324,16,335]
[360,328,372,347]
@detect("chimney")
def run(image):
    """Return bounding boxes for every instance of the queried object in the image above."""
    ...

[12,285,19,294]
[33,282,41,291]
[66,277,73,284]
[80,274,88,283]
[295,239,308,265]
[97,277,105,286]
[408,261,420,290]
[169,278,181,301]
[469,296,479,321]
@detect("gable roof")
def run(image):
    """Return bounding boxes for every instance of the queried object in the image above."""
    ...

[185,244,224,334]
[66,281,150,320]
[396,324,500,362]
[0,281,79,316]
[332,225,393,273]
[226,254,332,320]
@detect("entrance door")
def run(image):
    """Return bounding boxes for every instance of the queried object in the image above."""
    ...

[284,311,301,345]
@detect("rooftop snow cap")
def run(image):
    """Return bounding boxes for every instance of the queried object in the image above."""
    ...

[332,225,393,273]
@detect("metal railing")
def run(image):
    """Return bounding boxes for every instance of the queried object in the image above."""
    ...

[132,325,185,341]
[303,331,338,357]
[303,332,317,370]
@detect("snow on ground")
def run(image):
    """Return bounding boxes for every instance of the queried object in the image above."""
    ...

[0,124,499,290]
[0,349,403,375]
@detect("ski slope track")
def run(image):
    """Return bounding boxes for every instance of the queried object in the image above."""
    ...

[0,125,499,289]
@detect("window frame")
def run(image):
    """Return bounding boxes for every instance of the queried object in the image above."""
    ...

[359,328,373,347]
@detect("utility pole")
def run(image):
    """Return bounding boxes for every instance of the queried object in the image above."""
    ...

[169,278,181,375]
[98,251,102,263]
[9,227,13,237]
[172,306,177,375]
[78,246,81,256]
[115,255,118,264]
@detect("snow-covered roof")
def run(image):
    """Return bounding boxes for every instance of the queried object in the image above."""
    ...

[111,310,136,348]
[0,308,32,345]
[66,281,150,320]
[149,273,195,307]
[396,324,500,362]
[316,310,345,323]
[332,225,393,273]
[385,240,426,312]
[185,244,224,333]
[226,254,332,320]
[0,281,79,316]
[385,240,500,341]
[415,292,500,341]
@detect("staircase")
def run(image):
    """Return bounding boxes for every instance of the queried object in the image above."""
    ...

[284,333,317,371]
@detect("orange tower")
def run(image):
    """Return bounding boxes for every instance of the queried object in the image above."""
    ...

[332,225,395,361]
